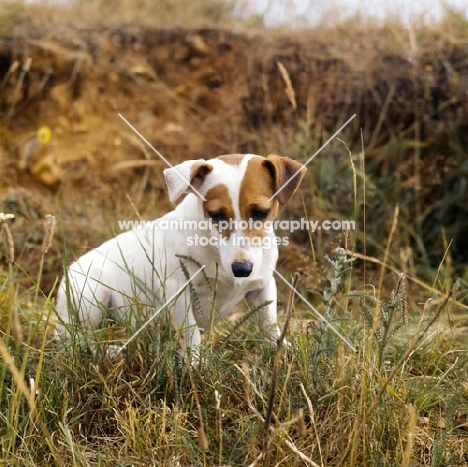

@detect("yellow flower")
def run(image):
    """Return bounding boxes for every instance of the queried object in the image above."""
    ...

[37,126,52,145]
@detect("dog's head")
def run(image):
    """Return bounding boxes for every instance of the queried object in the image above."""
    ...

[164,154,306,279]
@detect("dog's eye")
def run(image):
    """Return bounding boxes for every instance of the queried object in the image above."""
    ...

[208,211,228,222]
[251,208,270,220]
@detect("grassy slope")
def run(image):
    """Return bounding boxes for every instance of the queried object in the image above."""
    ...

[1,1,468,466]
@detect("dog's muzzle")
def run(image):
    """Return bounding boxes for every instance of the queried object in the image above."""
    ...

[231,260,253,278]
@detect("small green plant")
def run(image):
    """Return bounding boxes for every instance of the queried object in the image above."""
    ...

[347,273,413,368]
[307,247,355,389]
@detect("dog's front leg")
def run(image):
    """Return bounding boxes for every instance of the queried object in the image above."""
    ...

[246,276,282,346]
[170,287,202,364]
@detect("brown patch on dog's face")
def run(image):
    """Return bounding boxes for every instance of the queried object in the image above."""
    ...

[233,250,250,263]
[203,184,234,237]
[239,157,278,238]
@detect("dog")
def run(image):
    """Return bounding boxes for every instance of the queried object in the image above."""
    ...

[55,154,306,360]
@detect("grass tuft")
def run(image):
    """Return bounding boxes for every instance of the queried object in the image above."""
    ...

[1,239,467,465]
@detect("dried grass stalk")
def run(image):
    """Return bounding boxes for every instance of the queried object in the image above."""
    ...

[277,61,297,111]
[42,214,56,254]
[2,223,14,263]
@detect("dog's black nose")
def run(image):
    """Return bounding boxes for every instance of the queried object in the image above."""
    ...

[231,260,253,278]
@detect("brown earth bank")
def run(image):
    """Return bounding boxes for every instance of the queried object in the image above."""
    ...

[1,23,468,291]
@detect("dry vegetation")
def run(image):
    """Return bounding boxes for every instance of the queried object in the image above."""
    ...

[1,0,468,466]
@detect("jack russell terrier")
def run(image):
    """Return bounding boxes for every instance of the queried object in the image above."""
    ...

[55,154,306,359]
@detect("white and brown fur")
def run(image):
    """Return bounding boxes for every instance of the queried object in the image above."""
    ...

[55,154,306,359]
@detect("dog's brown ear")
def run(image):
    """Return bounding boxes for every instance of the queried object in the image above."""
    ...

[164,159,213,202]
[263,154,307,205]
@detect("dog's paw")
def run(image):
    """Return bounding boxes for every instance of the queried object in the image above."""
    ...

[104,344,125,363]
[189,346,203,367]
[263,332,291,351]
[177,345,207,369]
